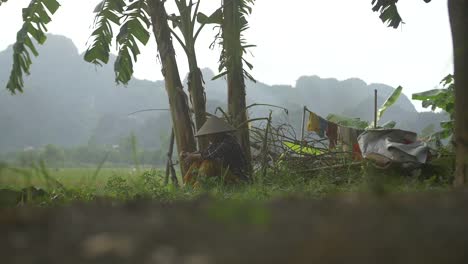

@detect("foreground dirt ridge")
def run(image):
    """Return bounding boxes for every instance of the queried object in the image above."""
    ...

[2,192,468,264]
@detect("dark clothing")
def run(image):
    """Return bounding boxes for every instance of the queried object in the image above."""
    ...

[200,134,249,182]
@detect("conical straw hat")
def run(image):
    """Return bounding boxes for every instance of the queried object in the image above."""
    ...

[195,116,236,137]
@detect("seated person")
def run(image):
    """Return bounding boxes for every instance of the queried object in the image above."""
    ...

[180,116,250,186]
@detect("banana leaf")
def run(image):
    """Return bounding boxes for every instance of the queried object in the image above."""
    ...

[381,121,396,129]
[197,9,223,25]
[412,89,446,100]
[377,86,402,120]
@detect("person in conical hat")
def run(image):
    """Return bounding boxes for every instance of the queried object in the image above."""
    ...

[180,116,250,185]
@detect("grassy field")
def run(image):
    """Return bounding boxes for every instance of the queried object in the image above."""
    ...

[0,157,454,208]
[0,167,150,189]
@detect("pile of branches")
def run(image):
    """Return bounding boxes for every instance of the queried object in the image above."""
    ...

[249,120,357,175]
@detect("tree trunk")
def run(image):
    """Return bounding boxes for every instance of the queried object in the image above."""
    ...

[223,0,253,175]
[449,0,468,187]
[187,49,209,150]
[174,0,209,150]
[148,0,196,175]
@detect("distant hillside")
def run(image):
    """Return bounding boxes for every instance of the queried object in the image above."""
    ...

[202,68,447,133]
[0,35,168,152]
[0,34,447,153]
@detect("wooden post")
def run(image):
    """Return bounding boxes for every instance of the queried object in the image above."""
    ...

[164,129,178,187]
[261,111,273,182]
[374,89,378,129]
[170,160,178,187]
[301,106,306,142]
[300,106,308,155]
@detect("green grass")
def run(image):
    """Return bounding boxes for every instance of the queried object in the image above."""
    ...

[0,158,454,208]
[0,167,144,190]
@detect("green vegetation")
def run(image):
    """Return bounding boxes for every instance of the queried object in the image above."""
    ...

[6,0,60,93]
[0,167,140,190]
[0,156,454,208]
[413,74,455,141]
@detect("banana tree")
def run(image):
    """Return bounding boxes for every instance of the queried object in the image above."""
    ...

[167,0,211,150]
[146,0,197,174]
[368,85,402,129]
[5,0,197,174]
[199,0,256,174]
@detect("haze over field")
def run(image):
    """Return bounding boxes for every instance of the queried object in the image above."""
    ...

[0,35,447,153]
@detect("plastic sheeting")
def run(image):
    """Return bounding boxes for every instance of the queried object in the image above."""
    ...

[358,129,429,167]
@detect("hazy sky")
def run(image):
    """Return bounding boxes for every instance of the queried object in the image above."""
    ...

[0,0,453,111]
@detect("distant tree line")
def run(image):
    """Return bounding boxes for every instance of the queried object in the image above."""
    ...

[0,134,168,168]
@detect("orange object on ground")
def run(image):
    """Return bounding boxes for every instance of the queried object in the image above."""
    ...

[183,160,240,187]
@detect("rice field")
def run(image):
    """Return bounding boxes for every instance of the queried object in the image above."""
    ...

[0,166,163,191]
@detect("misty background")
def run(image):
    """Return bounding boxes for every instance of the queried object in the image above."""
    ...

[0,35,447,166]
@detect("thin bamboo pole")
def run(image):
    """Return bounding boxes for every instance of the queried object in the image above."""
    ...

[164,129,177,187]
[301,106,306,142]
[300,106,307,155]
[374,89,378,129]
[261,111,273,181]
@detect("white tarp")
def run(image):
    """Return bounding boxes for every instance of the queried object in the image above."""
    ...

[358,129,429,167]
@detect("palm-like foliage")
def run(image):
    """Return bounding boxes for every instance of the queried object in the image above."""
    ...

[220,0,255,81]
[84,0,151,84]
[114,1,151,83]
[6,0,60,93]
[198,0,255,81]
[371,0,432,28]
[84,0,125,66]
[371,0,402,28]
[6,0,151,93]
